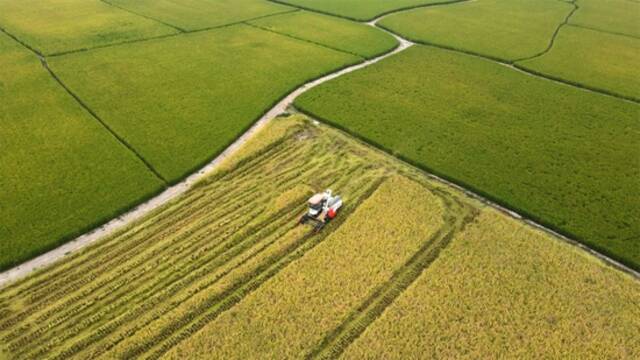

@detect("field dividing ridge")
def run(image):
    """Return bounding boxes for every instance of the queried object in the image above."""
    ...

[39,58,168,184]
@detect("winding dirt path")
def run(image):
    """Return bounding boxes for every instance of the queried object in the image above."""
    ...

[2,7,637,288]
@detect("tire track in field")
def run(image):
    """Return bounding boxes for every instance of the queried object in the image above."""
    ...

[305,191,479,359]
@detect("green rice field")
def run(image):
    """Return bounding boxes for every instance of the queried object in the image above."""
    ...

[517,25,640,100]
[105,0,294,31]
[0,0,177,55]
[273,0,455,20]
[0,31,163,271]
[296,45,640,269]
[378,0,574,61]
[46,24,368,182]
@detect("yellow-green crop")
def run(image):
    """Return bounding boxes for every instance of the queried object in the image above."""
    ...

[165,175,449,359]
[248,11,398,59]
[378,0,574,61]
[517,25,640,100]
[342,208,640,359]
[0,0,176,55]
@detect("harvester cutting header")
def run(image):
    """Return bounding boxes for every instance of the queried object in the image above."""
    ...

[299,189,342,231]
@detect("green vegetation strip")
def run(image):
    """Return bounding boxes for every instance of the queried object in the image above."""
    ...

[295,46,640,269]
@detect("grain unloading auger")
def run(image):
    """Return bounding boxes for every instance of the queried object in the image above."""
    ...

[299,189,343,232]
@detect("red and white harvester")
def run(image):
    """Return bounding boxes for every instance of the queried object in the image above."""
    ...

[299,189,343,231]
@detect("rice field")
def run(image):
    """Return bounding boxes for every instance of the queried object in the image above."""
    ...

[570,0,640,38]
[378,0,574,61]
[0,0,176,55]
[272,0,455,20]
[104,0,294,31]
[342,208,640,359]
[1,0,639,357]
[0,116,636,359]
[247,11,398,58]
[295,45,640,270]
[517,25,640,100]
[47,24,364,183]
[0,31,163,271]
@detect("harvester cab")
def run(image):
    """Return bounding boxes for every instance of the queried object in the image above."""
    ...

[299,189,343,231]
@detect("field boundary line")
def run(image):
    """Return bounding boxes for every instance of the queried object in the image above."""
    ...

[295,109,640,280]
[0,29,412,289]
[244,22,367,59]
[39,59,168,184]
[566,23,640,40]
[0,26,43,56]
[99,0,187,32]
[266,0,471,22]
[512,0,578,62]
[46,10,300,57]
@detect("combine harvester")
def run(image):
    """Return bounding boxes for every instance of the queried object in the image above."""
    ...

[299,189,343,232]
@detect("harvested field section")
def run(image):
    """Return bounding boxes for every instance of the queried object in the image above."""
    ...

[274,0,452,21]
[248,11,398,59]
[0,0,176,55]
[0,116,448,359]
[379,0,574,61]
[570,0,640,38]
[0,32,163,271]
[517,26,640,100]
[165,175,462,359]
[296,46,640,269]
[106,0,293,31]
[48,24,361,183]
[342,208,640,359]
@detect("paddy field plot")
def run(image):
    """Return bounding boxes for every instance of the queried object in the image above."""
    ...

[0,0,177,55]
[48,24,369,183]
[0,32,163,271]
[273,0,454,21]
[570,0,640,38]
[248,11,398,58]
[296,46,640,269]
[104,0,294,31]
[517,25,640,100]
[0,116,637,360]
[342,208,640,359]
[378,0,574,61]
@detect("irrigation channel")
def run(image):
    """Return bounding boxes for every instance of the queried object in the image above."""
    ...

[1,4,637,289]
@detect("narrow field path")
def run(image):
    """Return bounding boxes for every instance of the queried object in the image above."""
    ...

[1,1,638,289]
